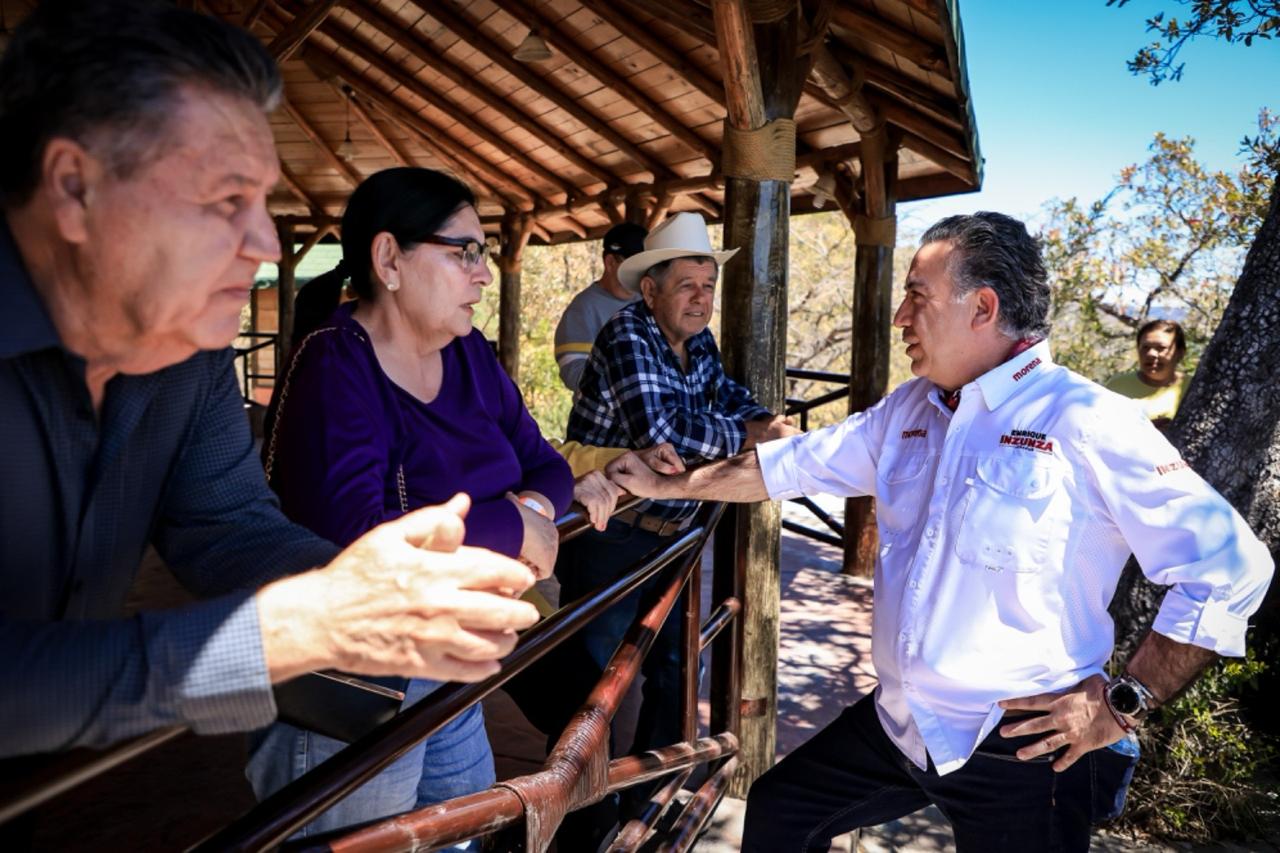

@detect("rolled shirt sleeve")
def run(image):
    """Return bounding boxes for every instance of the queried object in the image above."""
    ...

[1079,405,1274,657]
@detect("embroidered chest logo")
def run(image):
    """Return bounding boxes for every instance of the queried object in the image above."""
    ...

[901,428,928,440]
[1155,459,1190,476]
[999,428,1054,454]
[1011,357,1042,382]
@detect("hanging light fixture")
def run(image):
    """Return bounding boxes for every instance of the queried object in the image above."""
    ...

[513,30,552,62]
[337,85,357,162]
[811,169,837,209]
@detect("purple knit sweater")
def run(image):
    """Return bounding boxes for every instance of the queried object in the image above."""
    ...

[267,302,573,556]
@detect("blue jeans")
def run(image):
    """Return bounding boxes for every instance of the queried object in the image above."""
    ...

[742,694,1139,853]
[554,518,689,756]
[246,678,494,847]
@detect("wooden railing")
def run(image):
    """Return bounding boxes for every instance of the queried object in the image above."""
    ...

[1,499,740,853]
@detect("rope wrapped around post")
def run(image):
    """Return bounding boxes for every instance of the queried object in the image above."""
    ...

[854,214,897,247]
[721,118,797,182]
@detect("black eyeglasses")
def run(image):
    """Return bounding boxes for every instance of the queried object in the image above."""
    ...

[416,234,487,268]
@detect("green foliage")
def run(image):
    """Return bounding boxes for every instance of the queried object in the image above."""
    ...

[1039,111,1277,383]
[1108,0,1280,84]
[1117,648,1279,841]
[473,240,601,438]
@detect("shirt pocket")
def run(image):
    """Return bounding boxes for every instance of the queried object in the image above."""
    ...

[876,451,935,536]
[954,454,1065,573]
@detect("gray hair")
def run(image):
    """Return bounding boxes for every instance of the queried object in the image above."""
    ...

[920,212,1051,341]
[0,0,282,205]
[643,255,719,290]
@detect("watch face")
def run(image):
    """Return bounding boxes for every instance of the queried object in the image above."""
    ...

[1109,682,1141,716]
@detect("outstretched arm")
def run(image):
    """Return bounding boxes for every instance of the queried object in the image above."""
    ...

[607,447,770,503]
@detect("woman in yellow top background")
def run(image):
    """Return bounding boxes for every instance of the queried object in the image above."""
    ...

[1105,318,1191,431]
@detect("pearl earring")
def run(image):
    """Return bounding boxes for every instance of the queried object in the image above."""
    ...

[386,279,400,292]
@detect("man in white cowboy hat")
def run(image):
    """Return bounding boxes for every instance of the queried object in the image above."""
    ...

[557,213,795,821]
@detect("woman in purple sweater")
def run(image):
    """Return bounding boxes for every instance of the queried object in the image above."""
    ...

[246,168,573,841]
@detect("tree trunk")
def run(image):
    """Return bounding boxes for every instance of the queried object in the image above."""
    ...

[1110,178,1280,661]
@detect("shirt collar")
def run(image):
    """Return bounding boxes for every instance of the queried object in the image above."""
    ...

[972,338,1055,411]
[0,214,63,359]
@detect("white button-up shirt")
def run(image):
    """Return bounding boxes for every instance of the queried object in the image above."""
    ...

[757,341,1273,775]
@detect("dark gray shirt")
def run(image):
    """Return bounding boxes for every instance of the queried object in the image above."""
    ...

[0,218,338,757]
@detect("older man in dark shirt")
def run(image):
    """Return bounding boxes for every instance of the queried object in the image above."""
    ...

[0,0,538,760]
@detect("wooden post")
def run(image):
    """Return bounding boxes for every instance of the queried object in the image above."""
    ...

[624,188,649,227]
[710,0,804,797]
[276,220,297,372]
[841,133,899,576]
[497,213,532,382]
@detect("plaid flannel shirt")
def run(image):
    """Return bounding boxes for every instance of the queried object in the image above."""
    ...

[567,300,770,520]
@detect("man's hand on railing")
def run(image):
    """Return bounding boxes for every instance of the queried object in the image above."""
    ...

[606,451,679,500]
[742,414,800,450]
[256,494,540,685]
[634,442,686,475]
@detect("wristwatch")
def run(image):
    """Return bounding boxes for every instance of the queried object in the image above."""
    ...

[1106,674,1157,722]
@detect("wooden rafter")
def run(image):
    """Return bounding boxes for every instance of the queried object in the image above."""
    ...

[346,0,620,188]
[576,0,725,107]
[829,4,949,78]
[291,4,579,201]
[266,0,342,61]
[872,95,968,161]
[333,83,412,167]
[281,99,361,187]
[241,0,268,29]
[300,47,530,207]
[401,0,674,181]
[259,7,538,208]
[278,161,328,216]
[852,48,966,130]
[619,0,717,44]
[494,0,720,163]
[898,128,971,181]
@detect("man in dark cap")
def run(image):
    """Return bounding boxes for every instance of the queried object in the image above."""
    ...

[553,221,648,392]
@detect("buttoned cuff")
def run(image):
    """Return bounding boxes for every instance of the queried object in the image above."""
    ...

[756,435,803,500]
[1152,588,1250,658]
[141,592,278,735]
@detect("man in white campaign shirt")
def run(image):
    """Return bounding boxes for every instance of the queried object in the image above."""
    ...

[608,212,1273,852]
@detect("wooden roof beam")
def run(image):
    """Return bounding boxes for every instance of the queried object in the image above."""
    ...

[260,4,530,206]
[241,0,269,29]
[494,0,720,164]
[345,0,619,188]
[281,99,361,187]
[872,95,969,162]
[401,0,674,182]
[828,42,963,129]
[898,128,972,181]
[300,48,533,209]
[617,0,717,45]
[828,5,950,79]
[278,161,328,216]
[291,5,580,201]
[576,0,725,107]
[335,83,412,167]
[266,0,342,61]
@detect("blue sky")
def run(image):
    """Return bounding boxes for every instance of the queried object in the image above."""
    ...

[899,0,1279,232]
